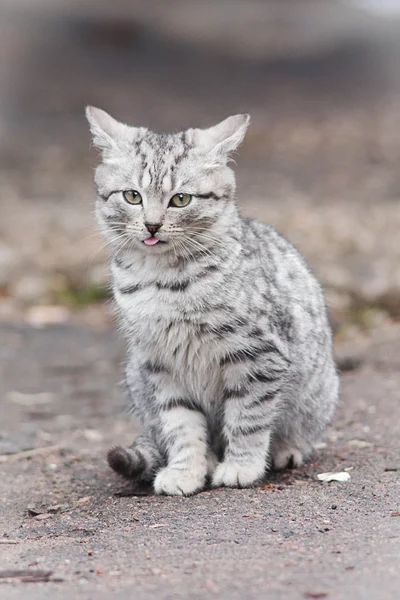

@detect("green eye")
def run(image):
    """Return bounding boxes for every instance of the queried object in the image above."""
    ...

[169,193,192,208]
[123,190,142,205]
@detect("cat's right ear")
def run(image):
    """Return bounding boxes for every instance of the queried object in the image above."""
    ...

[85,106,134,154]
[194,114,250,160]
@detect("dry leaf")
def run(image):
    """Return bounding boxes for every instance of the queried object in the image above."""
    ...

[259,483,276,491]
[76,496,92,505]
[348,440,373,449]
[317,472,351,483]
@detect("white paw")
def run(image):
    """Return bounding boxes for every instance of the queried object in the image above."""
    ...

[273,448,303,470]
[212,461,264,488]
[154,466,206,496]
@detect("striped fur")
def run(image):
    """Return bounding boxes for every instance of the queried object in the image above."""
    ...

[87,107,339,495]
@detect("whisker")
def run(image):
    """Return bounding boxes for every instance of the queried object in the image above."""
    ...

[87,232,129,266]
[83,232,132,289]
[181,240,197,262]
[73,230,103,248]
[175,237,195,262]
[191,233,227,249]
[169,227,227,251]
[180,237,212,258]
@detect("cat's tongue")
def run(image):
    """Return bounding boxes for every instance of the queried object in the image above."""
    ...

[144,236,160,246]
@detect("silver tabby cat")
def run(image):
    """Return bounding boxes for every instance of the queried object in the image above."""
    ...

[86,106,339,496]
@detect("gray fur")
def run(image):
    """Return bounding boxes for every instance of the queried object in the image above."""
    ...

[86,106,339,495]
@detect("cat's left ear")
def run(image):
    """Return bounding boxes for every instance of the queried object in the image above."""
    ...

[195,114,250,158]
[85,106,141,155]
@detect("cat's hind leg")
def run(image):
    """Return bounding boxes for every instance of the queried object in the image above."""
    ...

[271,369,339,471]
[271,442,306,470]
[107,434,164,482]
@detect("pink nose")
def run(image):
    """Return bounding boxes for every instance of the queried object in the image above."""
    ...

[145,223,161,234]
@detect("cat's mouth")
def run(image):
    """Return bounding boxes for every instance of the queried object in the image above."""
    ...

[143,236,167,247]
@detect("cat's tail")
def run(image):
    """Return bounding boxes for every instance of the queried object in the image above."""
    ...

[107,435,163,481]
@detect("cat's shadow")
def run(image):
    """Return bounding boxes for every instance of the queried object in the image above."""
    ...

[112,462,316,498]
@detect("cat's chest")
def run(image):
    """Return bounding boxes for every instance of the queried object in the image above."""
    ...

[118,286,226,397]
[147,308,223,400]
[123,293,220,362]
[114,260,223,342]
[116,283,211,334]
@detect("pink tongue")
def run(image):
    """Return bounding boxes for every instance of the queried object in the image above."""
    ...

[144,236,160,246]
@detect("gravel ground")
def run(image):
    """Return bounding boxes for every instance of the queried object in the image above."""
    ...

[0,323,399,599]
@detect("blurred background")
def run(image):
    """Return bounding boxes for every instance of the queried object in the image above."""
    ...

[1,0,400,336]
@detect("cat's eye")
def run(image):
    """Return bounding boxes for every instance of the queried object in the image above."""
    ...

[169,193,192,208]
[123,190,142,205]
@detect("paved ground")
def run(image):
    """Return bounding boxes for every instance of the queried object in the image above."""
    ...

[0,4,399,598]
[0,323,399,599]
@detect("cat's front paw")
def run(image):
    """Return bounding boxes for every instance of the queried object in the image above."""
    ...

[212,461,264,488]
[154,466,206,496]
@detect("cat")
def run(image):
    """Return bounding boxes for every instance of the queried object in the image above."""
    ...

[86,106,339,496]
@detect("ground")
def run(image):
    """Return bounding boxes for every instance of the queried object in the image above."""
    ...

[0,323,399,599]
[0,3,400,598]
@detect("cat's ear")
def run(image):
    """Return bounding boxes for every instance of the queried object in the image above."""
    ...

[85,106,137,154]
[195,114,250,158]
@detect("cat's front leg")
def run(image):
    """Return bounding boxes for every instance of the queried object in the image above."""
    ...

[212,402,273,488]
[213,344,288,488]
[147,369,208,495]
[154,403,209,495]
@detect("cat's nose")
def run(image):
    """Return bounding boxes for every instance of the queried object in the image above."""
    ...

[145,223,161,234]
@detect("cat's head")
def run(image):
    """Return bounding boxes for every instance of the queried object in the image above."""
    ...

[86,107,249,258]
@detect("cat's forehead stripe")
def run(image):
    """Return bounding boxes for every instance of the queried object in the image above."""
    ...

[134,132,192,194]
